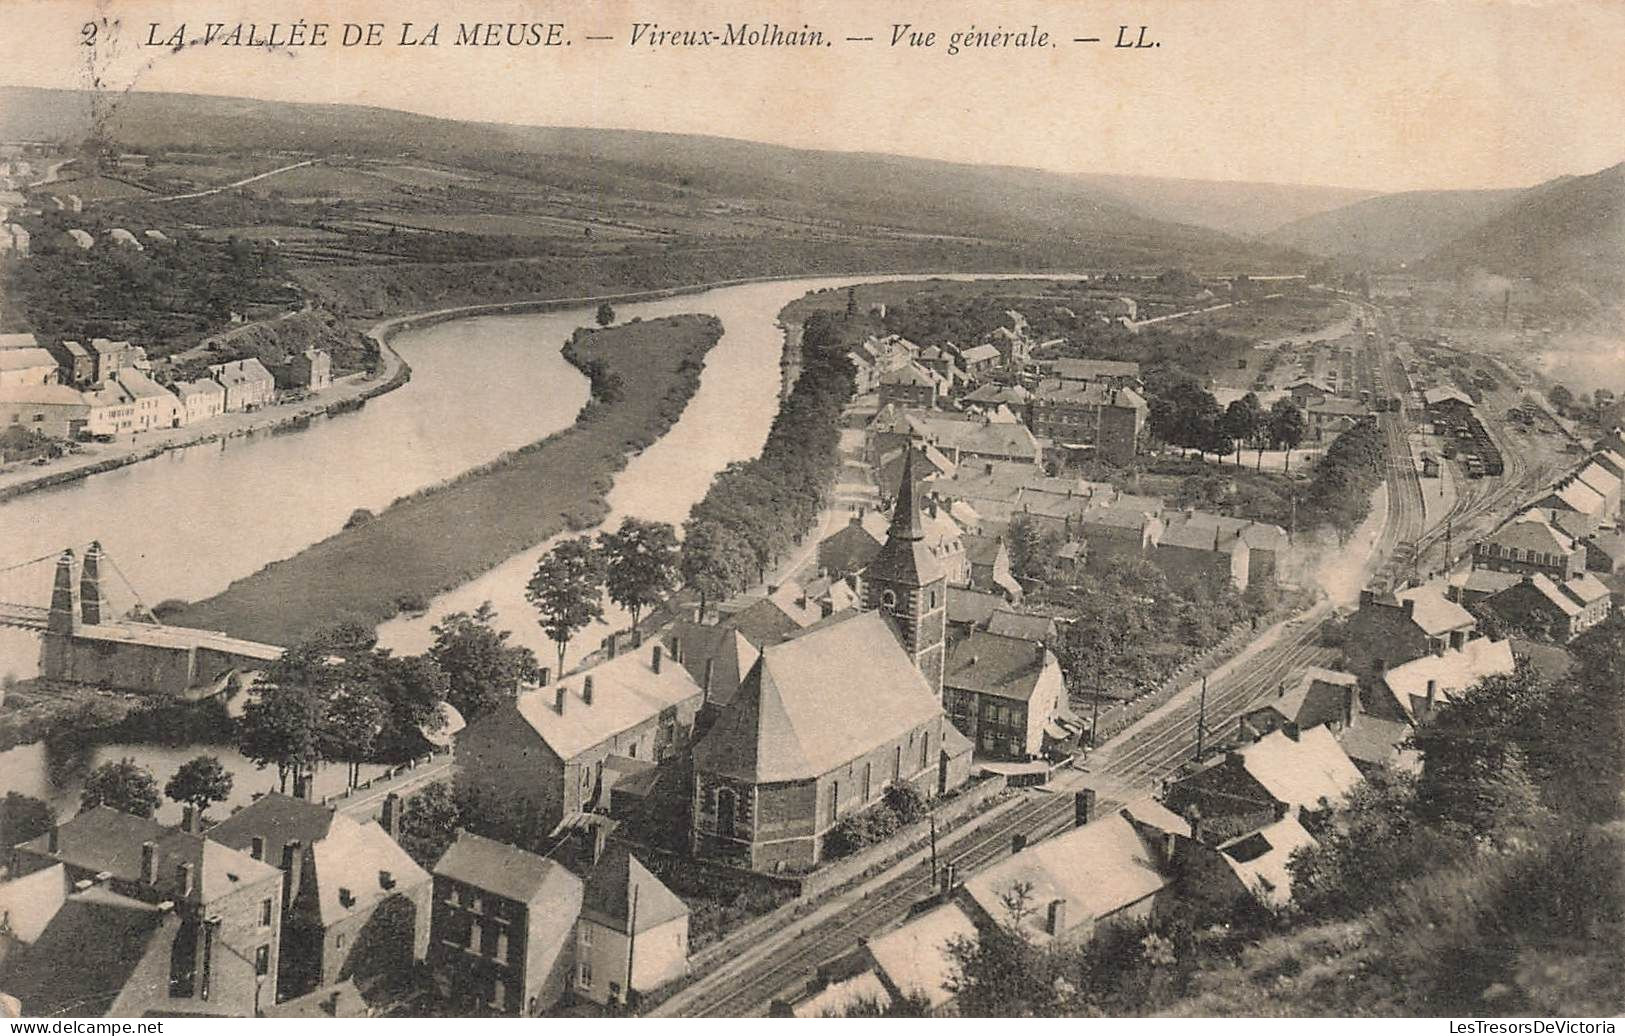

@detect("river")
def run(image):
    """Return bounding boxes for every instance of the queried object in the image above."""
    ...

[0,273,945,812]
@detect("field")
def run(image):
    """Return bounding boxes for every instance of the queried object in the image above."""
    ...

[168,314,722,645]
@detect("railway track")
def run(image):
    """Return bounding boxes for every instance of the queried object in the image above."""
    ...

[660,303,1447,1018]
[668,620,1337,1017]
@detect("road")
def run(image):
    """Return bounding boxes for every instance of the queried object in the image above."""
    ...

[149,159,318,202]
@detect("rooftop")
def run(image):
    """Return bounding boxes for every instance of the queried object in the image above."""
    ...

[513,643,705,761]
[579,844,688,935]
[963,808,1168,942]
[433,830,582,906]
[944,631,1057,703]
[694,611,944,783]
[1382,637,1516,720]
[1235,726,1363,812]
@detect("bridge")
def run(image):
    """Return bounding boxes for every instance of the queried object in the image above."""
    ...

[0,543,283,696]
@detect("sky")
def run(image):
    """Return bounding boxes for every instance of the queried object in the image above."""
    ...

[1,0,1622,193]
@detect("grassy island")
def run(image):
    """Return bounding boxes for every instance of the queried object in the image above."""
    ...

[171,314,723,644]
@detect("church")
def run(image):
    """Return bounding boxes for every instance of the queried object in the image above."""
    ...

[689,447,975,872]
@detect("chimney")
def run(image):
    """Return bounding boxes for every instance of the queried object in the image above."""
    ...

[292,773,313,801]
[1359,588,1374,608]
[1402,597,1415,616]
[339,887,355,908]
[181,805,202,833]
[176,861,195,899]
[702,658,715,703]
[48,826,59,854]
[47,549,78,636]
[80,541,110,626]
[1162,829,1177,865]
[1046,899,1068,936]
[607,636,618,660]
[380,870,396,890]
[1425,679,1437,709]
[1074,789,1096,828]
[583,676,594,706]
[1282,722,1300,742]
[652,644,663,674]
[382,793,402,839]
[249,835,265,861]
[1011,833,1027,855]
[1344,685,1358,729]
[555,686,567,713]
[1272,800,1289,821]
[1445,583,1462,603]
[281,839,304,904]
[1373,656,1387,676]
[539,666,551,686]
[141,841,158,885]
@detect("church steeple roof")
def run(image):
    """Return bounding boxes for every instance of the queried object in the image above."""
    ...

[867,444,946,587]
[888,443,927,542]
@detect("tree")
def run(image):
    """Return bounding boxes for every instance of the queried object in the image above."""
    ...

[1222,395,1259,465]
[164,755,234,819]
[1269,399,1306,471]
[237,685,325,794]
[428,602,540,720]
[397,781,466,868]
[321,688,388,788]
[525,536,606,676]
[1,792,56,846]
[595,302,616,327]
[598,517,678,634]
[80,758,161,818]
[374,652,451,749]
[679,518,755,617]
[1547,384,1574,412]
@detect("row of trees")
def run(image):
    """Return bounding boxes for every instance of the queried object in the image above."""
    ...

[235,607,539,795]
[1146,382,1306,469]
[68,753,235,822]
[1296,417,1385,540]
[677,309,856,613]
[524,517,680,675]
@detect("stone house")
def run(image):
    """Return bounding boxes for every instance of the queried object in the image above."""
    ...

[1237,666,1361,741]
[457,643,704,836]
[1027,381,1147,465]
[1473,510,1587,581]
[1481,572,1612,643]
[209,357,278,412]
[205,793,431,1001]
[172,378,228,426]
[572,844,688,1006]
[1343,583,1477,683]
[943,631,1073,760]
[429,832,581,1016]
[1163,726,1363,840]
[6,807,284,1017]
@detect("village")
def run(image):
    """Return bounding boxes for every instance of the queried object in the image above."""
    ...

[1,246,1620,1018]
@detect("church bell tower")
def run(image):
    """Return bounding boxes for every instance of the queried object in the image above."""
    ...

[863,444,947,694]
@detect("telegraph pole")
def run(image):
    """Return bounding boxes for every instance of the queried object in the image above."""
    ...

[929,815,939,887]
[1194,674,1209,761]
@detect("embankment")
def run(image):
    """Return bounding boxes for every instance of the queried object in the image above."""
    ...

[168,314,723,645]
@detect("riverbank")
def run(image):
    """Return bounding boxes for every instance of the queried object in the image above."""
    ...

[168,314,723,645]
[0,348,411,503]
